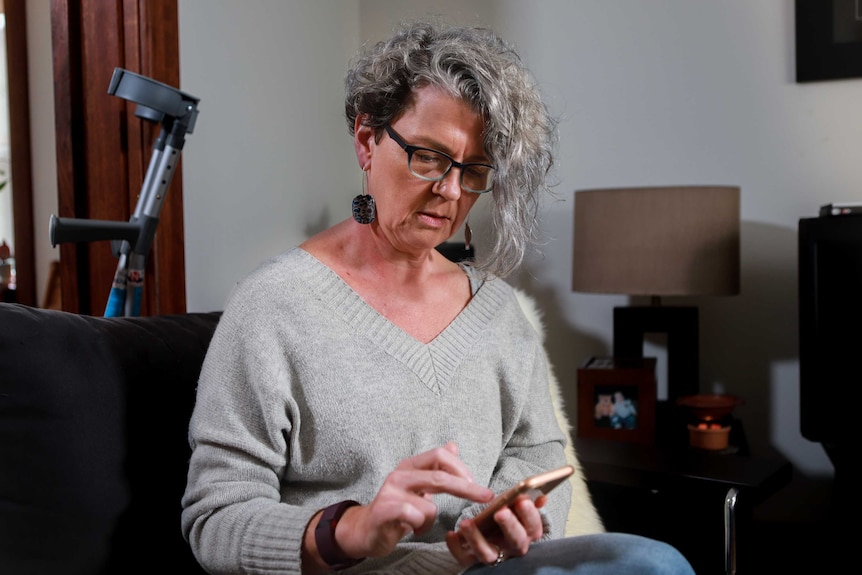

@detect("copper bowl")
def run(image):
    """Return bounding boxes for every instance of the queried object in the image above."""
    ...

[676,394,743,422]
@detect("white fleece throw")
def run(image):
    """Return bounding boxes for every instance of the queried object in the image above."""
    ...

[513,289,605,536]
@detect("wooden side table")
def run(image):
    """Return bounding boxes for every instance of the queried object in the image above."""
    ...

[574,437,792,575]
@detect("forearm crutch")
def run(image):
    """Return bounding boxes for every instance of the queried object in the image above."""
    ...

[50,68,200,316]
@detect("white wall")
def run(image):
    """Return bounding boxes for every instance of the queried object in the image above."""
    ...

[177,0,360,311]
[25,0,58,305]
[23,0,852,523]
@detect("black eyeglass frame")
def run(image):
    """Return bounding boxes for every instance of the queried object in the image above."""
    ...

[383,124,495,194]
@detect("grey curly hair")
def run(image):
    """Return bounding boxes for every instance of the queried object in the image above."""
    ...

[344,19,558,278]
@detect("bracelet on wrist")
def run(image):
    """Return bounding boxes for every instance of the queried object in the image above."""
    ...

[315,500,364,571]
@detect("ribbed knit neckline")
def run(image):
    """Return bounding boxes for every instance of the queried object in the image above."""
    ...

[292,248,507,394]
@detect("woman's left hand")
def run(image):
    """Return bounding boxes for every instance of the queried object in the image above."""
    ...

[445,494,546,567]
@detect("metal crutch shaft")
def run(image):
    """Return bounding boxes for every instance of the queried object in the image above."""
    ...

[724,487,738,575]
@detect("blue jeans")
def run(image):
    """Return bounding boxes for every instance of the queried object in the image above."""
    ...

[465,533,695,575]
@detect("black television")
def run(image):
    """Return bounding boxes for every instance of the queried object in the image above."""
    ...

[798,214,862,455]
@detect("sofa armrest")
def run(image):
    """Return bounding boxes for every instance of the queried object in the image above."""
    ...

[0,303,220,575]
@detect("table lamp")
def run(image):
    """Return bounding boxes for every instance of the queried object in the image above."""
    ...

[572,185,740,402]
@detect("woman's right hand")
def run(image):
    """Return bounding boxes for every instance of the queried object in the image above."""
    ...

[319,442,495,562]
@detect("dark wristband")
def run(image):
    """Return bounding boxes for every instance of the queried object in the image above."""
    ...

[315,500,364,570]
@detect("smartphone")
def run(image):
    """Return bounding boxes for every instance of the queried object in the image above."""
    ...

[472,464,574,536]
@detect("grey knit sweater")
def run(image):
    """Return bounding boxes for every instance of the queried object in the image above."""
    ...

[181,248,570,575]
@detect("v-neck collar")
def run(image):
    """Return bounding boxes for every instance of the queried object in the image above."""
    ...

[293,248,506,394]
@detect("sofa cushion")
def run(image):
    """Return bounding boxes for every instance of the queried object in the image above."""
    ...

[0,303,220,575]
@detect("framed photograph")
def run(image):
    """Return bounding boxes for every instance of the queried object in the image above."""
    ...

[577,357,656,445]
[796,0,862,82]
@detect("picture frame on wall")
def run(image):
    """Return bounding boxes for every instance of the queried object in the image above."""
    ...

[796,0,862,82]
[577,357,656,445]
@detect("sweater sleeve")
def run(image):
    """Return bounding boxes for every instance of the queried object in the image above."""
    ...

[455,291,572,539]
[499,342,572,538]
[181,274,315,575]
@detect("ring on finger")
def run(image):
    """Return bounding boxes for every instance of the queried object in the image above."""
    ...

[492,546,505,567]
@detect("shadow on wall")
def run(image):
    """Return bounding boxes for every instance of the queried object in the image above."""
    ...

[696,221,802,459]
[509,274,609,435]
[699,220,834,523]
[515,219,834,525]
[304,206,333,238]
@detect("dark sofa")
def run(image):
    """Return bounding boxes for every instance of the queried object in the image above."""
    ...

[0,303,220,575]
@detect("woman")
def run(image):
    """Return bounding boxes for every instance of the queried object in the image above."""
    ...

[181,20,695,575]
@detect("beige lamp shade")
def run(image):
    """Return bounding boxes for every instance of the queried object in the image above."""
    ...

[572,186,740,296]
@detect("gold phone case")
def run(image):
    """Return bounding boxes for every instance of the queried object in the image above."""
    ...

[473,464,574,535]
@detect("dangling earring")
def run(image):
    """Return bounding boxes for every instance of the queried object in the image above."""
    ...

[464,220,472,251]
[352,167,375,224]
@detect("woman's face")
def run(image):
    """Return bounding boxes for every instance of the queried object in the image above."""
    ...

[354,85,488,255]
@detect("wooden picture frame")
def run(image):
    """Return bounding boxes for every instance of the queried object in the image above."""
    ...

[577,357,656,445]
[796,0,862,82]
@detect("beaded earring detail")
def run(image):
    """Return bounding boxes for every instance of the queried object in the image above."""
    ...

[352,168,375,224]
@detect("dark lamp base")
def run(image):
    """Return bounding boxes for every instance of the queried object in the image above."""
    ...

[613,305,699,400]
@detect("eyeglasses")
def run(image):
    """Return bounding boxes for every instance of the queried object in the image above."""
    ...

[384,124,495,194]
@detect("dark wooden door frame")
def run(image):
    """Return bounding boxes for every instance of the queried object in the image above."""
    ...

[51,0,186,315]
